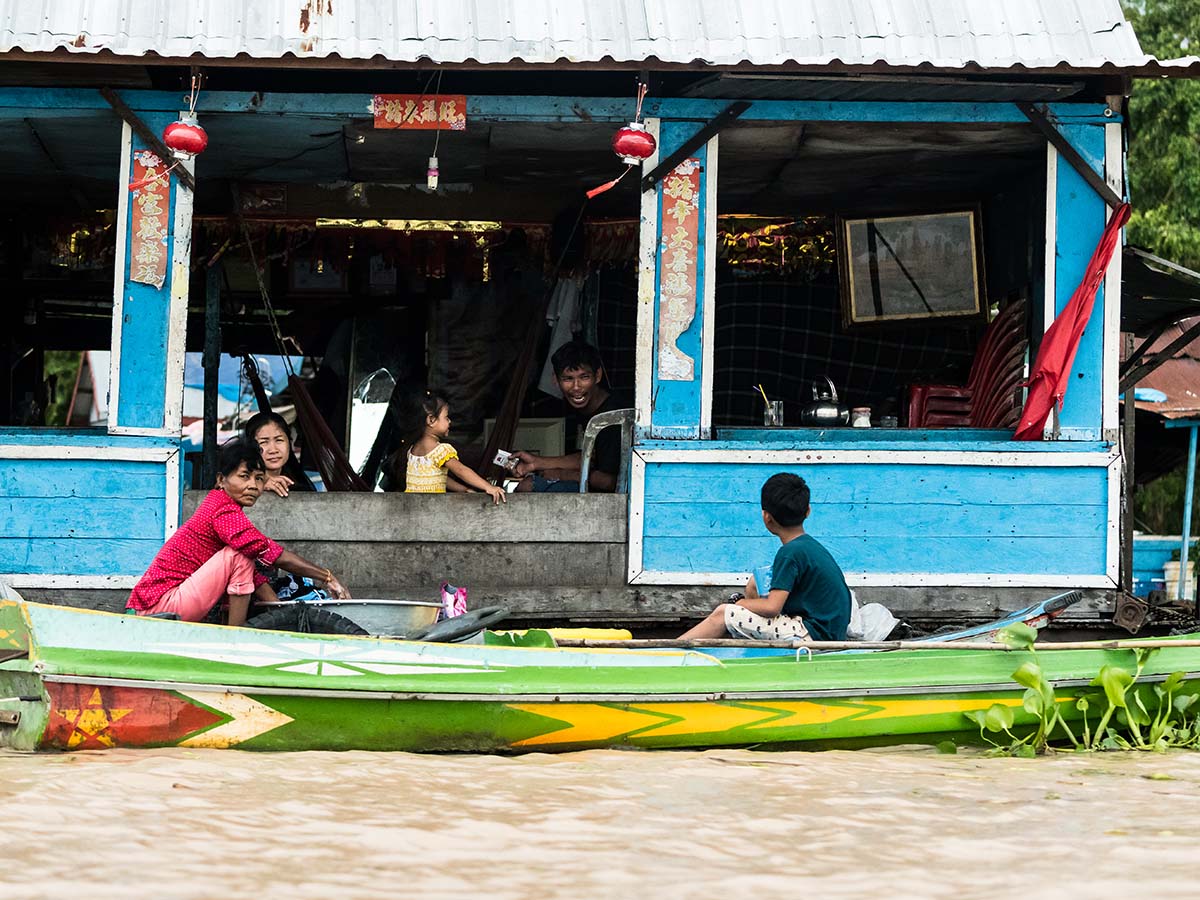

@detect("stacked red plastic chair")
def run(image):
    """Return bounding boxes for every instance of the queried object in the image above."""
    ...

[907,298,1029,429]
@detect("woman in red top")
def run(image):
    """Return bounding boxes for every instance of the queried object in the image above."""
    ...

[127,441,350,625]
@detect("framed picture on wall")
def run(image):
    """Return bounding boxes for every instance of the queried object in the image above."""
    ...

[836,208,985,327]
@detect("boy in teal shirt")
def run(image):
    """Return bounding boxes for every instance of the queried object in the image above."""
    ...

[679,473,851,642]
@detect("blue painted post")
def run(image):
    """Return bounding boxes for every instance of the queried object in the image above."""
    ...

[109,112,195,435]
[647,120,714,439]
[1181,425,1198,603]
[1049,123,1108,441]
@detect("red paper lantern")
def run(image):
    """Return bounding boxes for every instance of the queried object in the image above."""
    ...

[162,116,208,159]
[611,123,656,165]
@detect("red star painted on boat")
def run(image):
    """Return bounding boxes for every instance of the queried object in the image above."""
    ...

[44,683,223,750]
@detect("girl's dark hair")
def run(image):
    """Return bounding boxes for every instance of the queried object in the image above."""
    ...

[402,388,450,446]
[371,387,451,491]
[218,438,266,479]
[244,411,292,448]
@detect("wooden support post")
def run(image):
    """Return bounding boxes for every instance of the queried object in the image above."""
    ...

[99,87,196,192]
[1182,425,1198,605]
[201,263,222,489]
[1121,385,1135,593]
[1020,102,1122,210]
[641,101,748,193]
[1119,317,1200,392]
[108,112,196,434]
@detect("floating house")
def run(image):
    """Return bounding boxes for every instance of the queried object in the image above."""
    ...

[0,1,1195,627]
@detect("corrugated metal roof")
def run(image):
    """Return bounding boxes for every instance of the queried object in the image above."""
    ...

[0,0,1174,72]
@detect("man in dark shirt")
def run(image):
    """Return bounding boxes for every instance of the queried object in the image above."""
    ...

[513,340,630,493]
[679,473,851,642]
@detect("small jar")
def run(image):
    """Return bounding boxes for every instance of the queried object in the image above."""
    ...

[851,407,872,428]
[879,415,899,428]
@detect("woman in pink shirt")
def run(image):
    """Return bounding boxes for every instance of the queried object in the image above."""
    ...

[127,441,350,625]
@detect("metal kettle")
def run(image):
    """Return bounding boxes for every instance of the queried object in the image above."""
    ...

[800,375,850,426]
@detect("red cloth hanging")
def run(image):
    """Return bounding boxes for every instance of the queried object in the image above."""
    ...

[1013,203,1130,441]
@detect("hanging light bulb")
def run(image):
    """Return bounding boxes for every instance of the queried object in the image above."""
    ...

[427,156,439,190]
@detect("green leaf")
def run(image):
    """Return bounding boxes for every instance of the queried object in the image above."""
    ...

[998,623,1037,650]
[1163,672,1186,694]
[1100,733,1130,751]
[1023,687,1045,716]
[936,740,958,754]
[964,710,987,728]
[1075,697,1090,713]
[1091,665,1134,709]
[1012,661,1044,690]
[1015,743,1037,758]
[1129,692,1153,727]
[984,703,1015,733]
[1174,694,1199,713]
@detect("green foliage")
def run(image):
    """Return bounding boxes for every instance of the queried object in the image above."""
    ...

[1134,464,1187,536]
[997,623,1037,651]
[42,350,82,427]
[965,638,1200,754]
[1123,0,1200,270]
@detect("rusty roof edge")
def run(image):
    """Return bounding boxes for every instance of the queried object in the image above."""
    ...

[0,46,1185,79]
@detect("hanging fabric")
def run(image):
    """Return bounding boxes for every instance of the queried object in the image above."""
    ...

[537,274,584,397]
[1014,203,1130,441]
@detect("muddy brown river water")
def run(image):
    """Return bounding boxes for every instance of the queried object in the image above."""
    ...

[1,746,1198,899]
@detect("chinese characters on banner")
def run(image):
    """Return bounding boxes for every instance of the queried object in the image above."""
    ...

[129,150,170,289]
[657,158,701,381]
[372,95,467,130]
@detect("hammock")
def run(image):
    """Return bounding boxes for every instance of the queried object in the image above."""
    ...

[234,184,369,491]
[287,373,369,491]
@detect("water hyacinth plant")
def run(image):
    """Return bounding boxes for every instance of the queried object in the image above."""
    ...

[963,624,1200,755]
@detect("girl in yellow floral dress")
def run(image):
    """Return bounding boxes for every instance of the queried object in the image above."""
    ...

[405,390,506,504]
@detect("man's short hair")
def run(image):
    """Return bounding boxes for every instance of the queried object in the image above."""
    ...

[761,473,811,527]
[551,340,603,377]
[218,438,266,478]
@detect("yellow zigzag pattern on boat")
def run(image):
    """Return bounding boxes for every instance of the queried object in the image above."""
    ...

[509,696,1025,748]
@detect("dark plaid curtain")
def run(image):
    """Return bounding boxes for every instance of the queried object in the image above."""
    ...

[575,262,981,428]
[713,266,980,427]
[594,263,638,394]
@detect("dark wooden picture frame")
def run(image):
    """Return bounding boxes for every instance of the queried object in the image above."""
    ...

[836,208,986,327]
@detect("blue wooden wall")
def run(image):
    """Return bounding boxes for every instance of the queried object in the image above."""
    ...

[0,432,175,578]
[638,456,1111,581]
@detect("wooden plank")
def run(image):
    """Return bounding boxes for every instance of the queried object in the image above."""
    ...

[0,429,176,449]
[642,462,1109,506]
[644,501,1107,539]
[21,583,1114,626]
[0,497,164,539]
[0,537,161,575]
[0,89,1114,124]
[0,460,166,499]
[641,534,1108,577]
[281,540,628,590]
[184,491,628,543]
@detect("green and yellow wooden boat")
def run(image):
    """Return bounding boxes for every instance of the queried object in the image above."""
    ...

[2,599,1198,753]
